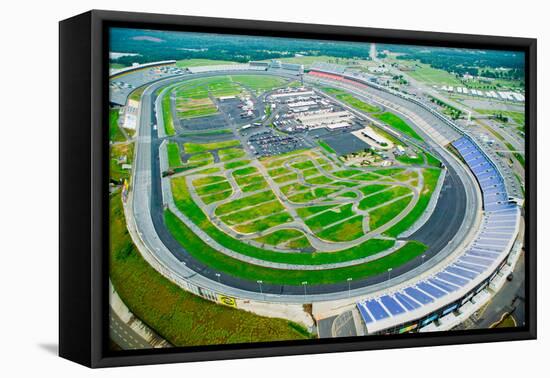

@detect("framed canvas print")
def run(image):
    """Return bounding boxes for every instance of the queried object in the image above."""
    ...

[59,10,536,368]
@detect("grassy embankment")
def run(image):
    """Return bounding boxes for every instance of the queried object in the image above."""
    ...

[109,193,312,346]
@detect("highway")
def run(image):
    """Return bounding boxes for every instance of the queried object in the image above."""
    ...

[126,69,482,302]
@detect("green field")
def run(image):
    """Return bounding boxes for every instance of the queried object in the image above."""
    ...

[171,176,420,268]
[322,87,380,113]
[167,142,183,168]
[184,140,240,154]
[317,215,364,242]
[110,142,134,182]
[229,75,288,93]
[359,187,412,210]
[165,208,426,284]
[369,195,413,230]
[109,192,312,346]
[384,168,441,237]
[373,112,424,141]
[404,62,462,86]
[109,108,125,142]
[161,93,176,136]
[218,147,246,162]
[224,160,251,169]
[254,229,306,246]
[305,204,355,232]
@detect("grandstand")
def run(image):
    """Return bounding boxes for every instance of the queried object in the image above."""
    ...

[356,136,520,334]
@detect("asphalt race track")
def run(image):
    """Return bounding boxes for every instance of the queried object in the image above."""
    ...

[132,70,477,297]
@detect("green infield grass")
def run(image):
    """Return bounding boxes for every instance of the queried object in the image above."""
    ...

[369,195,413,230]
[167,142,183,168]
[384,168,441,237]
[316,215,364,242]
[184,140,240,154]
[165,207,426,284]
[224,160,251,169]
[359,187,412,210]
[373,112,423,141]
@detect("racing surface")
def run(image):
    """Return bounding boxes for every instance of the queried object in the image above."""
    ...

[132,70,474,297]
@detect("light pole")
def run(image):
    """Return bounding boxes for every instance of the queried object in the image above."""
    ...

[302,281,308,300]
[347,278,352,298]
[421,254,426,265]
[215,273,221,284]
[387,268,393,284]
[257,280,263,298]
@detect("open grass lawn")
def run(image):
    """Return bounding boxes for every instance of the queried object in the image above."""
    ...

[110,142,135,182]
[301,167,321,178]
[268,166,292,177]
[369,195,413,230]
[232,166,258,176]
[359,184,390,196]
[165,207,426,284]
[201,190,232,205]
[359,187,412,210]
[281,182,310,196]
[170,177,421,269]
[188,152,214,164]
[425,152,442,167]
[176,97,218,119]
[194,167,221,175]
[175,76,242,100]
[109,193,312,346]
[195,181,232,197]
[296,204,337,219]
[235,174,266,188]
[254,229,306,246]
[317,215,364,242]
[287,187,339,203]
[260,149,309,168]
[475,109,525,128]
[332,169,362,178]
[273,173,298,184]
[384,168,441,237]
[373,112,424,141]
[218,147,246,162]
[184,140,240,154]
[287,237,313,249]
[292,160,315,170]
[352,173,381,181]
[396,154,424,165]
[221,201,285,226]
[161,93,176,136]
[305,175,333,185]
[109,108,125,142]
[214,190,276,216]
[322,87,380,113]
[405,62,462,86]
[192,175,226,187]
[167,142,183,168]
[230,75,287,93]
[305,204,355,231]
[233,212,293,234]
[393,171,419,182]
[224,160,251,170]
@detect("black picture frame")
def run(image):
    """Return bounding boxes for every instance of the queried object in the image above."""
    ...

[59,9,537,368]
